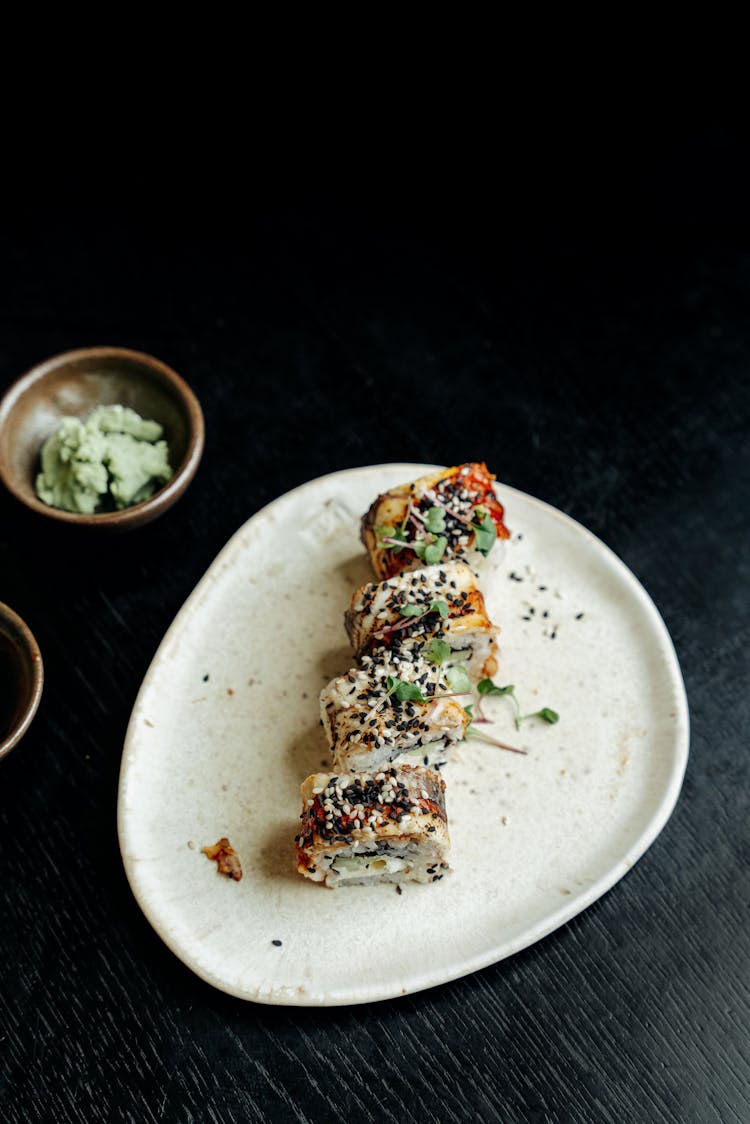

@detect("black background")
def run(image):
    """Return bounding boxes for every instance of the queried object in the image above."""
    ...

[1,120,748,1123]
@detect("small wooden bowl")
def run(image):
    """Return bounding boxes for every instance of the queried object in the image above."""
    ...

[0,346,204,529]
[0,601,43,762]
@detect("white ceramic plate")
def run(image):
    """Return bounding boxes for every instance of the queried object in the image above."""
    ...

[118,464,689,1006]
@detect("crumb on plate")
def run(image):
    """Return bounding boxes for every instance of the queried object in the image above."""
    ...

[202,837,242,881]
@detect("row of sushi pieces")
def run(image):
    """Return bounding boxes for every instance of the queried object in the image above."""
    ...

[295,463,509,889]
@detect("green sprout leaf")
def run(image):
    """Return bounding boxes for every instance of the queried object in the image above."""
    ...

[412,539,427,560]
[472,514,497,557]
[445,665,472,694]
[390,527,409,554]
[385,676,425,703]
[428,599,449,618]
[423,535,448,564]
[425,638,451,665]
[477,679,515,697]
[424,506,446,534]
[517,706,560,727]
[398,598,448,621]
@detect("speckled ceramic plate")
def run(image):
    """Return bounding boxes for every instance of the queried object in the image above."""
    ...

[117,464,689,1006]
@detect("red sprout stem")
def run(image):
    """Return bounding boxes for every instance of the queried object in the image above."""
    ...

[468,729,527,755]
[380,536,413,549]
[372,615,421,640]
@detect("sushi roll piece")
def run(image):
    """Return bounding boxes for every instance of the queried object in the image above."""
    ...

[361,461,510,581]
[345,560,500,679]
[295,765,450,887]
[320,654,471,772]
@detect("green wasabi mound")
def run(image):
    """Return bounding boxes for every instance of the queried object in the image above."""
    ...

[35,404,173,514]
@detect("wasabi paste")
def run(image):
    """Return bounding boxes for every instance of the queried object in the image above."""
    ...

[35,404,173,514]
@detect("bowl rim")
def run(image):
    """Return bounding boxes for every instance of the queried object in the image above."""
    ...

[0,345,205,526]
[0,600,44,761]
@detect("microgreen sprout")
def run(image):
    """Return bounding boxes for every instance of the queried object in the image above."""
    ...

[385,676,426,703]
[462,698,527,754]
[466,696,524,751]
[477,678,516,698]
[391,491,500,558]
[471,513,497,556]
[413,535,448,564]
[424,506,446,534]
[376,525,409,553]
[520,707,560,726]
[399,604,425,618]
[445,665,472,694]
[398,598,449,621]
[425,638,452,665]
[377,523,447,564]
[477,678,559,729]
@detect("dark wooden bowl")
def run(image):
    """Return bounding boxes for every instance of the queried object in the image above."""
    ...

[0,346,204,529]
[0,601,43,762]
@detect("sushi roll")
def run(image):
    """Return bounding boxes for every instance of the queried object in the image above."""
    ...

[295,765,450,887]
[345,560,499,679]
[361,462,510,581]
[320,654,471,772]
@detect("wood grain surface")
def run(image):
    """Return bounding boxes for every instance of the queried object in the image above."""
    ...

[1,132,748,1122]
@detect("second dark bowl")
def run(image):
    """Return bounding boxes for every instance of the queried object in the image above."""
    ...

[0,602,43,762]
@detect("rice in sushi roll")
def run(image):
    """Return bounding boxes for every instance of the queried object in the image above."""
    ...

[295,765,450,887]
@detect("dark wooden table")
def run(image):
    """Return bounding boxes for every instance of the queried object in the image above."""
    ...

[1,144,748,1122]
